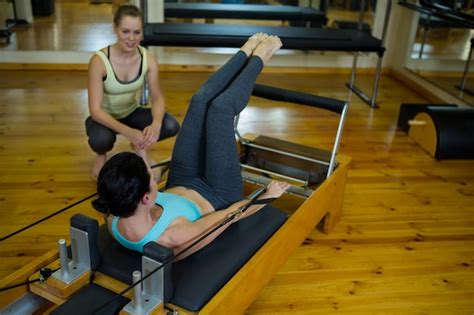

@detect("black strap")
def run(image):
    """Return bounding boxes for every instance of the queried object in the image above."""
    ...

[0,193,97,242]
[0,267,59,292]
[249,197,276,205]
[0,161,170,242]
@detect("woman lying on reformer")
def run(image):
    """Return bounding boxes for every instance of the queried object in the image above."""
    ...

[93,33,290,260]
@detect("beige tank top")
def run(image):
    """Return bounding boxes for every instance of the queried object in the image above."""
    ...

[95,46,148,119]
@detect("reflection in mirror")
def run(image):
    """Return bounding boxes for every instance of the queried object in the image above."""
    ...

[0,0,115,51]
[402,0,473,105]
[325,0,376,32]
[0,0,375,54]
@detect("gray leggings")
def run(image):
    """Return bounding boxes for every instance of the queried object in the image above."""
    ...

[85,108,180,154]
[167,51,264,209]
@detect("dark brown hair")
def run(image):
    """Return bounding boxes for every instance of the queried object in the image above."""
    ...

[113,4,143,27]
[92,152,150,218]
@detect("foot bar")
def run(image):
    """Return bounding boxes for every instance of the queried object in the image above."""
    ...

[241,170,314,198]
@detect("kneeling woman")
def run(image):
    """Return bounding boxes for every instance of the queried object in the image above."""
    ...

[93,34,289,259]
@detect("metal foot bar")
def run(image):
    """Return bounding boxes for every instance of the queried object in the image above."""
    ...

[241,141,330,166]
[327,102,348,177]
[241,164,309,186]
[241,170,314,198]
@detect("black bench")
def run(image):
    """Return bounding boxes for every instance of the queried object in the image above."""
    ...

[51,207,288,313]
[164,3,327,27]
[142,22,389,107]
[143,23,383,53]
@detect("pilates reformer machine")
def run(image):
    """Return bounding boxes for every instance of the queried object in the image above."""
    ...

[141,0,393,108]
[0,84,351,314]
[163,3,327,28]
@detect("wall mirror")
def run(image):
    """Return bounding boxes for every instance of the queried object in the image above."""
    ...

[401,0,473,105]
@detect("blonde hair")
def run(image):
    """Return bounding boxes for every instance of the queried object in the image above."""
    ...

[113,4,143,27]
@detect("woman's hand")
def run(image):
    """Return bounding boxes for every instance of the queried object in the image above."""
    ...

[228,182,290,221]
[263,180,291,199]
[141,122,161,149]
[125,128,146,149]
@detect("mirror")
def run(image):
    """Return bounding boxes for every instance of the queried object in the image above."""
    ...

[0,0,116,51]
[0,0,375,56]
[402,0,473,105]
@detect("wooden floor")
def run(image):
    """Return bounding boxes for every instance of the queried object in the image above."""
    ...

[0,68,473,314]
[1,0,474,313]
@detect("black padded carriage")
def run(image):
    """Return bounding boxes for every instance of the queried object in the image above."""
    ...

[164,3,327,27]
[52,206,287,313]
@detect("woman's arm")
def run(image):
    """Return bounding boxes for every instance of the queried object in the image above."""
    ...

[141,51,166,149]
[158,181,290,260]
[158,200,248,260]
[88,55,145,147]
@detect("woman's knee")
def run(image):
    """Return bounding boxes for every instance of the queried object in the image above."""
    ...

[208,97,235,117]
[190,90,210,107]
[88,131,116,154]
[160,114,180,139]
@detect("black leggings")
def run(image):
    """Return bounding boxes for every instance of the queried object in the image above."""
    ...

[167,51,264,209]
[85,108,180,154]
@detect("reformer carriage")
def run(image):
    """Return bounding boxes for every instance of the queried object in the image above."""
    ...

[0,85,351,314]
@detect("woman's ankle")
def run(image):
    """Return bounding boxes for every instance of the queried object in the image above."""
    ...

[91,154,107,179]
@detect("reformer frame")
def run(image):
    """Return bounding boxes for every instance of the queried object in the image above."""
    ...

[0,85,351,314]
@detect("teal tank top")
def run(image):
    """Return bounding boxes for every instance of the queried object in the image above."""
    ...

[111,192,202,253]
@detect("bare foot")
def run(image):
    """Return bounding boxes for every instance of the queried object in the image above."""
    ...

[91,154,107,180]
[252,36,282,65]
[240,32,268,57]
